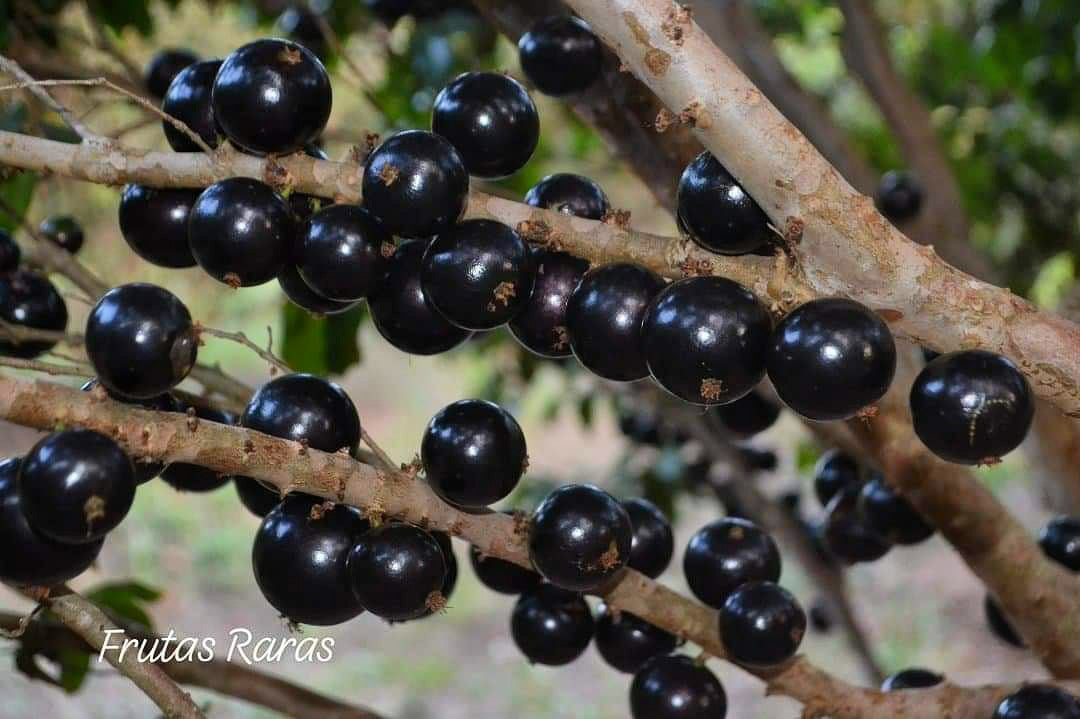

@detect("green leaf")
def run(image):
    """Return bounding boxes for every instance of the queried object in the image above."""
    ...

[89,0,153,36]
[0,172,38,233]
[280,302,366,376]
[56,649,91,693]
[86,580,163,632]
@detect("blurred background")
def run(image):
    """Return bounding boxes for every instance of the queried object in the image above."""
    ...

[1,0,1078,717]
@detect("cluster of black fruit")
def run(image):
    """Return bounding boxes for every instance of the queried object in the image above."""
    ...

[0,217,84,359]
[4,12,1038,466]
[0,428,137,587]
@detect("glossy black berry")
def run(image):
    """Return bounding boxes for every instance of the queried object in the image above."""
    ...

[369,239,472,355]
[881,668,944,692]
[524,173,610,220]
[684,517,781,608]
[252,493,368,625]
[623,497,674,579]
[813,450,863,507]
[518,16,603,97]
[529,484,633,591]
[421,219,535,330]
[278,264,358,315]
[297,204,390,302]
[910,350,1035,464]
[86,283,197,399]
[118,184,199,268]
[18,429,135,544]
[858,477,934,545]
[80,379,180,484]
[145,48,199,99]
[1039,517,1080,571]
[361,130,469,239]
[711,391,781,439]
[161,404,236,492]
[235,477,281,518]
[432,72,539,178]
[630,654,727,719]
[642,276,771,405]
[469,543,542,595]
[38,215,83,254]
[347,523,447,621]
[0,229,20,273]
[161,59,222,152]
[985,594,1025,648]
[421,399,526,508]
[0,458,103,586]
[566,263,665,382]
[510,583,594,665]
[767,298,897,421]
[241,373,361,454]
[720,581,806,666]
[822,488,892,564]
[876,171,924,223]
[993,685,1080,719]
[677,151,771,255]
[0,271,67,359]
[189,178,294,287]
[509,250,589,358]
[596,605,677,674]
[212,38,331,155]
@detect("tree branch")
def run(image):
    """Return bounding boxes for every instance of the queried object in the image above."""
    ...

[692,0,878,194]
[0,610,382,719]
[671,405,886,685]
[25,586,205,719]
[553,0,1080,418]
[1,131,1075,417]
[1,372,1076,717]
[472,0,700,212]
[0,55,102,142]
[834,0,997,304]
[847,346,1080,677]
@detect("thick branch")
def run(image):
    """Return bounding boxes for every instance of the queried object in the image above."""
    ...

[0,611,380,719]
[1,131,1076,417]
[835,0,995,288]
[847,347,1080,677]
[472,0,699,211]
[32,587,205,719]
[692,0,878,194]
[554,0,1080,418]
[2,373,1075,718]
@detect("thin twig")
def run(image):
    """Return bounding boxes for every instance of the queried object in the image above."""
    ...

[0,603,43,639]
[0,194,109,298]
[309,10,383,109]
[81,2,145,89]
[0,55,102,141]
[0,76,212,153]
[195,323,292,375]
[361,428,398,475]
[22,586,206,719]
[0,609,382,718]
[0,355,94,377]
